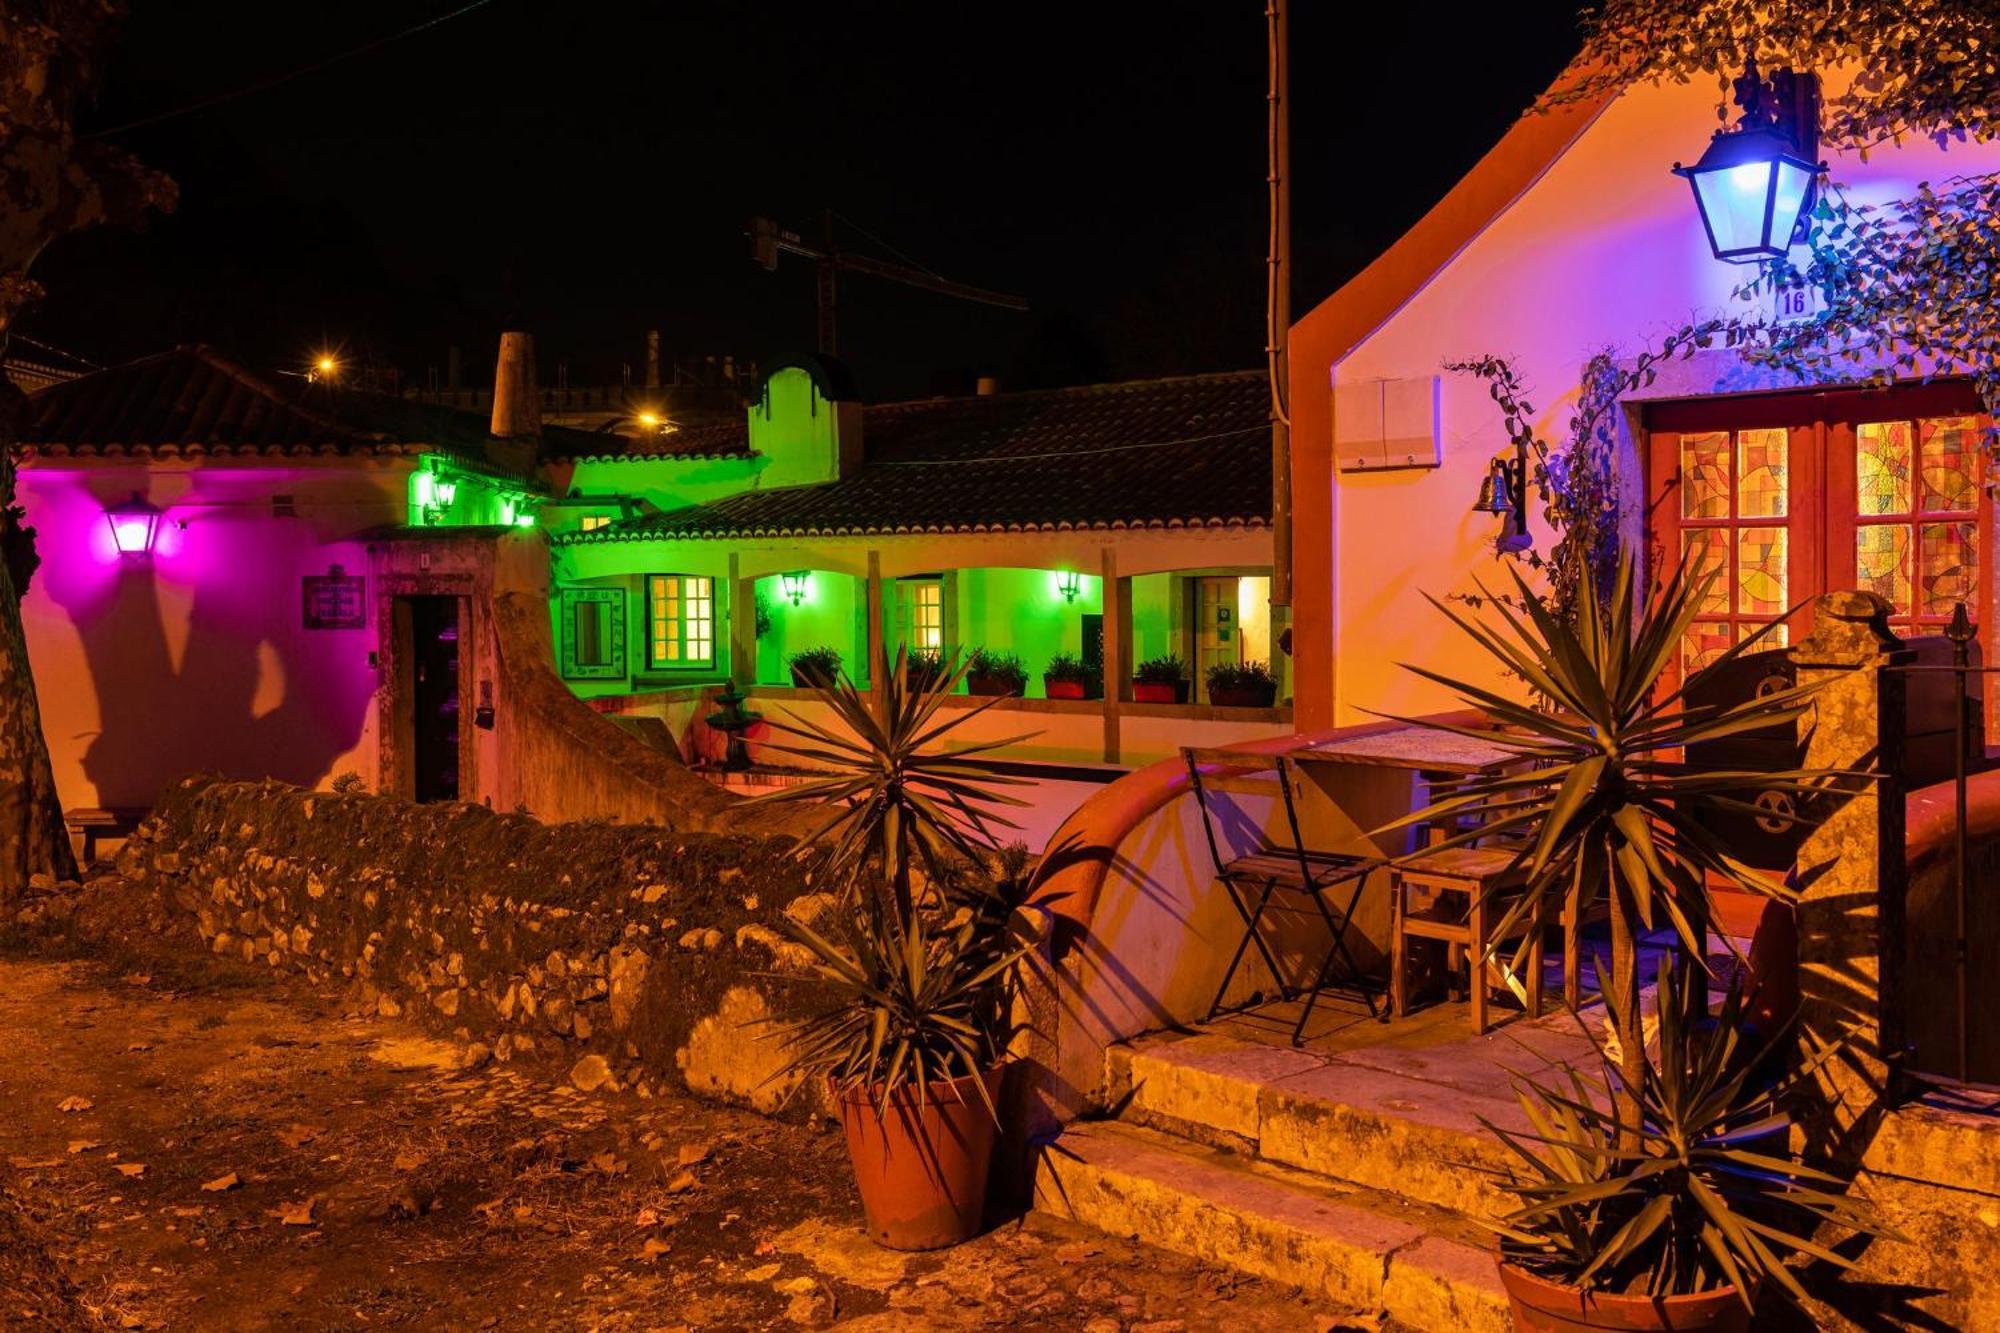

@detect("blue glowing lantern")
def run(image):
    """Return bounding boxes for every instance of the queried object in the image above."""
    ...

[1673,62,1822,266]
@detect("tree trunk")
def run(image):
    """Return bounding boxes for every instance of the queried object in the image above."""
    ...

[0,501,74,901]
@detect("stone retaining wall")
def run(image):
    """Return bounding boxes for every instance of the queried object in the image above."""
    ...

[119,776,834,1113]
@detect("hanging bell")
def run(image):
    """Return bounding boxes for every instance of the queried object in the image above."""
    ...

[1473,458,1514,515]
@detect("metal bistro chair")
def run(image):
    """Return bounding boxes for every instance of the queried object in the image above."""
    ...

[1184,746,1383,1045]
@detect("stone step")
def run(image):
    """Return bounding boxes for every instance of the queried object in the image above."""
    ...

[1033,1120,1511,1332]
[1106,1014,1601,1218]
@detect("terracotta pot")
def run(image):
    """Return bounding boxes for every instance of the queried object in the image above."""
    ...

[1499,1264,1756,1333]
[1044,678,1088,699]
[790,666,834,689]
[835,1066,1006,1251]
[1208,682,1277,708]
[965,673,1022,697]
[1133,680,1188,704]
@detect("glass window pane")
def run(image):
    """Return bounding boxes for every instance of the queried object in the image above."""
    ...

[1855,524,1912,615]
[1681,530,1729,615]
[1736,528,1788,617]
[1736,428,1788,518]
[1681,623,1733,678]
[1737,620,1788,651]
[1919,416,1980,513]
[1680,432,1730,519]
[1856,421,1913,516]
[1920,521,1979,616]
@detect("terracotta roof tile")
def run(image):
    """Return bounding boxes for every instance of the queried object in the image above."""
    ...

[568,370,1269,541]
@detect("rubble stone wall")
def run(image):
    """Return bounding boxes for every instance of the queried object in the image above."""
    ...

[119,776,835,1113]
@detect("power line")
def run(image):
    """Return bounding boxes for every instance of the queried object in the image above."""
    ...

[84,0,498,140]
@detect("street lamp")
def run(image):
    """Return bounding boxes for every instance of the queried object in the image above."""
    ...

[1673,60,1822,266]
[105,493,162,557]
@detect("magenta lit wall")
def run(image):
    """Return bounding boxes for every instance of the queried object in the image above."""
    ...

[17,458,409,810]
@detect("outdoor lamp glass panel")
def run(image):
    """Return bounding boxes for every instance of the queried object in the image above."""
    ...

[781,571,809,605]
[434,477,458,507]
[106,494,161,556]
[1675,126,1818,265]
[1056,571,1082,603]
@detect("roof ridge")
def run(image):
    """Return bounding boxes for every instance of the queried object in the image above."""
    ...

[865,368,1265,413]
[182,346,363,440]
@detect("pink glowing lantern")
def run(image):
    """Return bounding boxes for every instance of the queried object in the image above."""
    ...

[105,493,163,557]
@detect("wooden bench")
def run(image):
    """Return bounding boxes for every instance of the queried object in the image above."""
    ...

[63,807,146,865]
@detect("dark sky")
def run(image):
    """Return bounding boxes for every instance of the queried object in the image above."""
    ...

[23,2,1584,402]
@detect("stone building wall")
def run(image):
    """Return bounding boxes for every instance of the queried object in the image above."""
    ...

[118,776,835,1113]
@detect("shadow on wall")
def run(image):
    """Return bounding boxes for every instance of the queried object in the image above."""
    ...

[29,479,376,808]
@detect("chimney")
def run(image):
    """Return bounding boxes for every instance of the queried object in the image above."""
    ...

[975,375,1000,397]
[645,330,661,390]
[490,332,541,439]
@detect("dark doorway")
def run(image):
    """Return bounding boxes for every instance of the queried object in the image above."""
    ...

[400,596,461,802]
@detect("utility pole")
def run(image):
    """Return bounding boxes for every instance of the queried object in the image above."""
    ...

[749,213,1028,360]
[1267,0,1294,692]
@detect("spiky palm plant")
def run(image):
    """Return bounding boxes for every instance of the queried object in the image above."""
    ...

[1487,959,1891,1308]
[1385,550,1853,1146]
[746,645,1033,919]
[747,648,1040,1114]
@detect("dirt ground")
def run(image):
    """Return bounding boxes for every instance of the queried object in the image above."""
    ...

[0,928,1363,1331]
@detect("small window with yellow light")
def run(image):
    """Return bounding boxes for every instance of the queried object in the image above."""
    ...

[647,574,714,668]
[579,514,612,532]
[898,578,943,652]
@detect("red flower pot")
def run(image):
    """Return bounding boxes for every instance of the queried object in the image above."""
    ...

[1133,680,1188,704]
[1208,683,1277,708]
[1498,1264,1756,1333]
[1044,678,1088,699]
[835,1066,1005,1251]
[965,673,1022,697]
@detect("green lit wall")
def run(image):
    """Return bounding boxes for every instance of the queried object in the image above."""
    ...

[565,454,764,516]
[1130,573,1179,665]
[949,569,1101,697]
[756,571,862,687]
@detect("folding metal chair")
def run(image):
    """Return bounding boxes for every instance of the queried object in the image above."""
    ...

[1183,747,1383,1044]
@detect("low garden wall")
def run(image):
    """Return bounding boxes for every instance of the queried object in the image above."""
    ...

[117,776,835,1114]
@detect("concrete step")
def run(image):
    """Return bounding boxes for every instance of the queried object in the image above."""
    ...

[1033,1120,1511,1332]
[1106,1013,1602,1218]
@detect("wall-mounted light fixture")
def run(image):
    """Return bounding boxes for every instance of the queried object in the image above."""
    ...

[1056,570,1083,603]
[780,570,810,606]
[105,493,163,557]
[1673,59,1822,266]
[1472,453,1532,555]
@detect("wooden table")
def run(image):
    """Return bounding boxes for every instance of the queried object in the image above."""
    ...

[1290,725,1521,776]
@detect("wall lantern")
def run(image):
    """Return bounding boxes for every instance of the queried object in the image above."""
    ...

[1056,570,1083,603]
[780,570,810,606]
[1472,454,1532,555]
[105,493,163,557]
[1673,59,1823,266]
[434,476,458,507]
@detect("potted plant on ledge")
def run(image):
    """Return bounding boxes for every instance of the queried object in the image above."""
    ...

[747,649,1039,1251]
[1042,651,1096,700]
[1132,655,1190,704]
[965,648,1028,697]
[1205,659,1277,708]
[1488,963,1891,1331]
[787,646,843,689]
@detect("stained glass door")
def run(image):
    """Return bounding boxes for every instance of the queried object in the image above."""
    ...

[1832,413,1986,637]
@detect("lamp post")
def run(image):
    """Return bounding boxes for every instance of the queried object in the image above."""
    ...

[1673,59,1823,266]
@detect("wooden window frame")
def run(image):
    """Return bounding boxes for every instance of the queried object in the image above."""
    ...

[646,573,715,670]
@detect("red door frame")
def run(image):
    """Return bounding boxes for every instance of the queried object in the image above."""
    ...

[1643,383,1992,691]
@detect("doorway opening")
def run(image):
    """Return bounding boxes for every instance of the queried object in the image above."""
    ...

[395,595,462,802]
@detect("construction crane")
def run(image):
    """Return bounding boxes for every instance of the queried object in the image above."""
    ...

[748,211,1028,359]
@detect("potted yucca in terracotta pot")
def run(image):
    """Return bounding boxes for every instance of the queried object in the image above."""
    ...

[748,649,1038,1250]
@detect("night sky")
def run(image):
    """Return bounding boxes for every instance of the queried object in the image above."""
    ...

[24,2,1584,402]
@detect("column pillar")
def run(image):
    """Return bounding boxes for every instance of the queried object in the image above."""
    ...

[865,550,885,700]
[1099,547,1124,764]
[728,553,757,687]
[1790,590,1910,1166]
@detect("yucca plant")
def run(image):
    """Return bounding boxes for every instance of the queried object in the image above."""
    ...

[746,648,1040,1117]
[1383,550,1855,1148]
[1487,958,1892,1310]
[747,645,1033,920]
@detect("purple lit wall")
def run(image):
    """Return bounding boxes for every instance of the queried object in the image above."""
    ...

[17,458,411,809]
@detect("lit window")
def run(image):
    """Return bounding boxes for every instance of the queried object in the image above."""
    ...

[648,575,714,668]
[579,514,612,532]
[900,579,943,651]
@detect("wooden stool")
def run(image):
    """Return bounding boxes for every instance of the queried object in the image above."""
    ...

[1389,845,1540,1034]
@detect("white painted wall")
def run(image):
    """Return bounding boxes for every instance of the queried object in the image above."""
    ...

[1327,73,2000,724]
